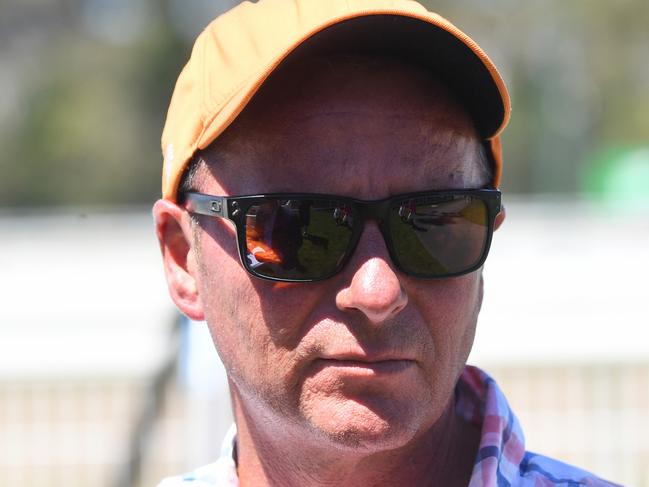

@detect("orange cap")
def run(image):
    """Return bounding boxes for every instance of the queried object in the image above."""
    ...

[161,0,511,201]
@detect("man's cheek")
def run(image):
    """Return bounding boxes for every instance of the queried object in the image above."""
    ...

[206,301,283,382]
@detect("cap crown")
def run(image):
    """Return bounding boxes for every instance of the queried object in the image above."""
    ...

[161,0,510,200]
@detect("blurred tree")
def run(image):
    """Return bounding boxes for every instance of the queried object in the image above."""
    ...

[0,0,647,206]
[0,0,188,206]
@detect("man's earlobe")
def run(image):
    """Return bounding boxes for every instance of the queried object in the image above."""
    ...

[494,204,506,231]
[152,199,205,321]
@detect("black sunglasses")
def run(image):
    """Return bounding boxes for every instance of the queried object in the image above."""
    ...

[184,189,501,282]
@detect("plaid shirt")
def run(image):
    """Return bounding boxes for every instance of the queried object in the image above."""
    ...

[157,366,620,487]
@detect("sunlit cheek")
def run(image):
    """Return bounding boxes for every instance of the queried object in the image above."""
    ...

[195,239,262,363]
[198,262,301,402]
[412,274,482,371]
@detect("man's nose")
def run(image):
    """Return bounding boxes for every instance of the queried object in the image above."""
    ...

[335,250,408,324]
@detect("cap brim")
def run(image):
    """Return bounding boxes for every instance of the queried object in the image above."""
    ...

[196,13,509,152]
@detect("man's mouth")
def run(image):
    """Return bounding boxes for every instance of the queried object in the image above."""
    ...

[313,355,415,375]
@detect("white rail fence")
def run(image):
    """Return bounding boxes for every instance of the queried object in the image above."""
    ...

[1,198,647,486]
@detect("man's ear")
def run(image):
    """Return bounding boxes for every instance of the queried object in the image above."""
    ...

[494,204,506,231]
[152,199,205,321]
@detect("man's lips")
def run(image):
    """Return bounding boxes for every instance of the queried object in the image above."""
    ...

[318,351,416,362]
[313,354,416,374]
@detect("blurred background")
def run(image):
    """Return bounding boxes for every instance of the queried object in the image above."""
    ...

[1,0,647,486]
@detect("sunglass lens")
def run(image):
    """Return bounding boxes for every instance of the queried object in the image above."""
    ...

[388,195,489,277]
[243,198,355,280]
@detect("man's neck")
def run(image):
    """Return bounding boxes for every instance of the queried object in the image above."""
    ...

[231,394,480,487]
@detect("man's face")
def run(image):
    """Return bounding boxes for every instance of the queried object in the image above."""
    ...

[164,55,492,452]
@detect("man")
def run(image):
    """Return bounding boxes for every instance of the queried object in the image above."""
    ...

[153,1,619,485]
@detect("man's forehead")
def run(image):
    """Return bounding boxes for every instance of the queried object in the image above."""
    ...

[236,53,476,130]
[204,54,478,156]
[190,52,487,196]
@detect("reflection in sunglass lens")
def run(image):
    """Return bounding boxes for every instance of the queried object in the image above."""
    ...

[388,195,488,276]
[243,198,354,280]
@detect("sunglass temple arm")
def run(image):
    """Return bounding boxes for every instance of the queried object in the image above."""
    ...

[184,193,228,219]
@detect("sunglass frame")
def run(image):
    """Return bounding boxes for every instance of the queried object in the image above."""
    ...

[184,189,501,282]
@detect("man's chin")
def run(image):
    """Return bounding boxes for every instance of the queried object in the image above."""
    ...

[301,395,425,453]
